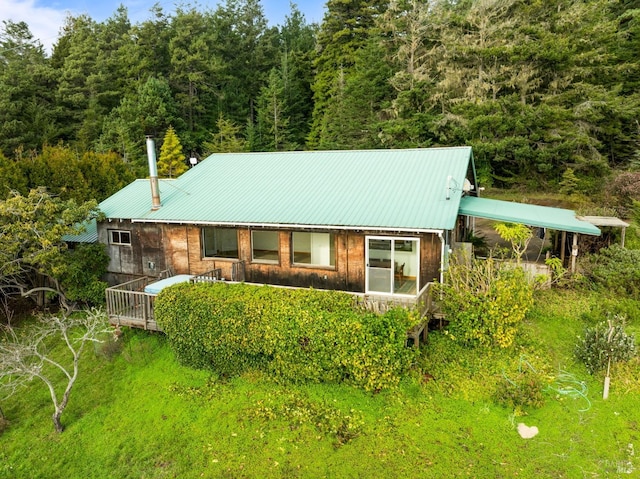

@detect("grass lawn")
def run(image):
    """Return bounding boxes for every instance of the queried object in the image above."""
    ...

[1,289,638,478]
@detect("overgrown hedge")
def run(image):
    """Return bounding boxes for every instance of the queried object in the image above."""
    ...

[154,283,419,392]
[434,256,534,348]
[582,245,640,297]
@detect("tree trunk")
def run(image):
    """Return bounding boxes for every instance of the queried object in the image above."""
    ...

[53,409,64,433]
[52,375,74,433]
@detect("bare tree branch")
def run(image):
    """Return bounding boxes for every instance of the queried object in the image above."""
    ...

[0,308,114,432]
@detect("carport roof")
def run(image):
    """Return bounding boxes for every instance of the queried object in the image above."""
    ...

[459,196,601,236]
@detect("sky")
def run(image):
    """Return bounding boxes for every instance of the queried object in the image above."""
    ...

[0,0,327,54]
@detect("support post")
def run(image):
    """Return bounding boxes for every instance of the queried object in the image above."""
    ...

[571,233,578,274]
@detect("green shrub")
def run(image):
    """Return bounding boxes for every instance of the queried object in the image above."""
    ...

[625,200,640,250]
[494,369,546,410]
[463,230,489,256]
[250,390,365,446]
[154,283,419,392]
[581,298,640,325]
[582,245,640,296]
[59,243,109,305]
[575,316,636,374]
[605,172,640,217]
[434,256,534,348]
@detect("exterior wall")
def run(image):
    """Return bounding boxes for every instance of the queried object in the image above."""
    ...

[99,219,168,284]
[421,232,443,285]
[99,220,443,293]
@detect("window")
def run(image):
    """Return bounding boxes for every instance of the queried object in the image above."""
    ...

[110,230,131,245]
[202,227,238,258]
[292,232,335,267]
[251,230,279,263]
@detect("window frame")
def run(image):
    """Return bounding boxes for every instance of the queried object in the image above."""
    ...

[109,229,131,246]
[251,230,280,264]
[291,231,336,269]
[201,226,239,259]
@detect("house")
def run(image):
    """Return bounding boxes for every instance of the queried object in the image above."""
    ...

[95,145,600,330]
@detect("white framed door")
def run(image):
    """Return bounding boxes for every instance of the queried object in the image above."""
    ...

[365,236,420,295]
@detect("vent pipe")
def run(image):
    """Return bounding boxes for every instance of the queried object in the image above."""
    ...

[146,136,161,210]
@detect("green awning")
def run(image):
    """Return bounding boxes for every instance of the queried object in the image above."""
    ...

[459,196,601,236]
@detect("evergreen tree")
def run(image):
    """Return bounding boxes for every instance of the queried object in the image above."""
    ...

[93,6,134,111]
[0,21,58,156]
[98,76,181,167]
[276,5,317,148]
[202,116,247,155]
[319,37,394,149]
[256,68,293,151]
[211,0,279,128]
[157,126,187,178]
[54,15,101,147]
[307,0,387,148]
[168,7,222,151]
[127,4,172,80]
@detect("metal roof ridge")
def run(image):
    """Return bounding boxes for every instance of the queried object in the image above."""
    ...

[198,146,472,156]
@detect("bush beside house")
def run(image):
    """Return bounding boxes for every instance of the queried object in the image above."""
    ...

[154,283,420,392]
[434,256,534,348]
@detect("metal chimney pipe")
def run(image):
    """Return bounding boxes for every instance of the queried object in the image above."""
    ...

[146,136,161,210]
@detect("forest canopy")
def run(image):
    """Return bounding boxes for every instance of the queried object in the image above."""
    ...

[0,0,638,200]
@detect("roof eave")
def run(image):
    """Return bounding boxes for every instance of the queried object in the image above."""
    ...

[124,217,446,235]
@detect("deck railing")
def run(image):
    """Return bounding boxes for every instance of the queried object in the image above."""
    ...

[105,277,160,331]
[351,282,433,317]
[191,268,222,283]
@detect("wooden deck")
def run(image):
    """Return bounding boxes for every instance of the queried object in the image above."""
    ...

[106,274,436,344]
[105,269,222,331]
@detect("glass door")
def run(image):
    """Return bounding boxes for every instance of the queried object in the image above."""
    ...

[366,236,419,295]
[366,238,393,293]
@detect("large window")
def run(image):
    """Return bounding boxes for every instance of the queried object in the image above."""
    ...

[202,227,238,258]
[110,230,131,245]
[292,232,335,267]
[251,230,279,263]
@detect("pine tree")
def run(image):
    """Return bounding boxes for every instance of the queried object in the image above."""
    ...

[98,76,182,166]
[211,0,279,127]
[169,7,222,149]
[202,116,247,154]
[307,0,387,148]
[256,69,293,151]
[54,15,101,147]
[0,20,58,156]
[157,126,187,178]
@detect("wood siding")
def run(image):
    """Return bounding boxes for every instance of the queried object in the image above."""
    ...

[99,221,443,294]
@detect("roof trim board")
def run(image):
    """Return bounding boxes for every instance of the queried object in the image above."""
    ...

[580,216,630,228]
[459,196,601,236]
[131,217,445,235]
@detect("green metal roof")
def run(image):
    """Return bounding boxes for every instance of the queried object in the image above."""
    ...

[99,147,475,232]
[459,196,601,235]
[62,219,98,243]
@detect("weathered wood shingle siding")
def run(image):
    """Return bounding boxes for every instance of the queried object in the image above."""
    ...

[100,220,168,283]
[99,221,442,295]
